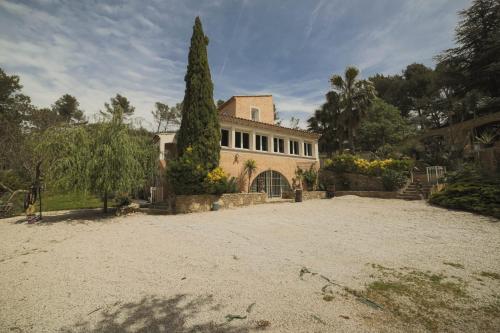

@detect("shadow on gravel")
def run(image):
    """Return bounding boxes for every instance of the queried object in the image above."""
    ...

[60,294,251,333]
[12,209,116,225]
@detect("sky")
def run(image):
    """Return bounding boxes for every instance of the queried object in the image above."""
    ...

[0,0,472,129]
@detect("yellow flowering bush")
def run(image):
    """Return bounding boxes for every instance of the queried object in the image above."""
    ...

[203,167,238,194]
[325,154,413,176]
[204,167,227,184]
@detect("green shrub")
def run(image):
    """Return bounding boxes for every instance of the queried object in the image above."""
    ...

[166,148,207,195]
[381,169,407,191]
[429,166,500,219]
[302,165,318,190]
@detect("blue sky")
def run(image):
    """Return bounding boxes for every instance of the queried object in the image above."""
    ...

[0,0,471,129]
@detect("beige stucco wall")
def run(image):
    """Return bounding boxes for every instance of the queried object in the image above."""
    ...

[220,149,317,192]
[220,96,274,124]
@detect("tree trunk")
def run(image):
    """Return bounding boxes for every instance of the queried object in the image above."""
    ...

[349,126,355,153]
[103,191,108,213]
[248,173,251,193]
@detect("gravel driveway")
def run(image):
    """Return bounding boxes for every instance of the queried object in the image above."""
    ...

[1,196,499,332]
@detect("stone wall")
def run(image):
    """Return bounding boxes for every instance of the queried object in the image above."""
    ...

[175,193,267,214]
[319,170,384,191]
[302,191,327,200]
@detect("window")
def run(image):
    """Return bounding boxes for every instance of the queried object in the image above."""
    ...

[304,142,313,156]
[251,107,259,121]
[220,129,229,147]
[256,134,268,151]
[273,138,284,153]
[235,131,250,149]
[289,140,299,155]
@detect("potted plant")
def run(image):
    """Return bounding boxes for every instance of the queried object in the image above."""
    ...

[475,131,496,149]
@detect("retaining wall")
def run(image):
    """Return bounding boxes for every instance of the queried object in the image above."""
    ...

[175,192,267,214]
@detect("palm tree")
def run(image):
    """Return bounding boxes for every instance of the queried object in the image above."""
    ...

[331,66,375,152]
[243,159,257,192]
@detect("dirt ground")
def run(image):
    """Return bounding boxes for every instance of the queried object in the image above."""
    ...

[1,196,499,333]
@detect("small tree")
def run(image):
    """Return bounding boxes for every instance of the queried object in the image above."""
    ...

[52,94,84,123]
[100,94,135,122]
[243,159,257,192]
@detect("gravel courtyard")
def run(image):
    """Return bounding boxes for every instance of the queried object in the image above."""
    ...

[1,196,499,333]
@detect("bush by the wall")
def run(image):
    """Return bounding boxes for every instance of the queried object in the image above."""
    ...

[381,169,407,191]
[202,167,238,195]
[166,147,207,195]
[429,166,500,219]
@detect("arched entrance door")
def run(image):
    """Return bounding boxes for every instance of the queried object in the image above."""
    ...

[250,170,290,198]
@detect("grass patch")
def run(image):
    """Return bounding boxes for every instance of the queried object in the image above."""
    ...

[480,271,500,280]
[360,265,499,332]
[443,262,464,269]
[42,192,102,212]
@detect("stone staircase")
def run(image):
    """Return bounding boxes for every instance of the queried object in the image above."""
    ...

[396,174,434,201]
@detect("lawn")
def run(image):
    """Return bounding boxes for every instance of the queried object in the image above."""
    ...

[42,192,103,211]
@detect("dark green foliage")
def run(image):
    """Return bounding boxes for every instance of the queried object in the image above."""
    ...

[165,148,207,195]
[52,94,84,123]
[381,169,407,191]
[307,91,342,155]
[302,166,318,190]
[429,165,500,218]
[176,17,220,169]
[0,68,33,172]
[437,0,500,115]
[357,99,413,152]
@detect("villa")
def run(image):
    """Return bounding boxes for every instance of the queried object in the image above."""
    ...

[154,95,320,198]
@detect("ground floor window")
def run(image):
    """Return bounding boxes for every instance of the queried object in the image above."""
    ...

[250,170,290,198]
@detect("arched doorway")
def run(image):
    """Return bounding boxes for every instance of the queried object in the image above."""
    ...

[250,170,291,198]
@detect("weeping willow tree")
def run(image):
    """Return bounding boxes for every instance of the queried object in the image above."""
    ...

[40,113,155,213]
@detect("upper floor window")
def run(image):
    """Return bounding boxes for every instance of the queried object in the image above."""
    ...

[304,142,313,157]
[251,107,260,121]
[220,129,229,147]
[256,134,268,151]
[274,138,284,153]
[235,131,250,149]
[289,140,299,155]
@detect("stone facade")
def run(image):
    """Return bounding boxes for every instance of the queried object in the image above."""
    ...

[175,193,267,214]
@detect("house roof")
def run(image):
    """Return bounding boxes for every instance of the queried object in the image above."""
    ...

[217,95,273,110]
[219,114,320,140]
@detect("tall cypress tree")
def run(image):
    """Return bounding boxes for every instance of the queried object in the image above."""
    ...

[177,17,220,169]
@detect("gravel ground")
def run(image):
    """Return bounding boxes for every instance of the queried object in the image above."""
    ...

[0,196,499,333]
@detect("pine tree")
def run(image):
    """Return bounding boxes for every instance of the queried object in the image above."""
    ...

[177,17,220,169]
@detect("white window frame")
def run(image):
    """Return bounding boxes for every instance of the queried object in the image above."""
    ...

[235,130,250,149]
[255,134,268,151]
[251,107,260,122]
[273,137,285,153]
[220,128,230,147]
[304,142,313,157]
[289,139,299,155]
